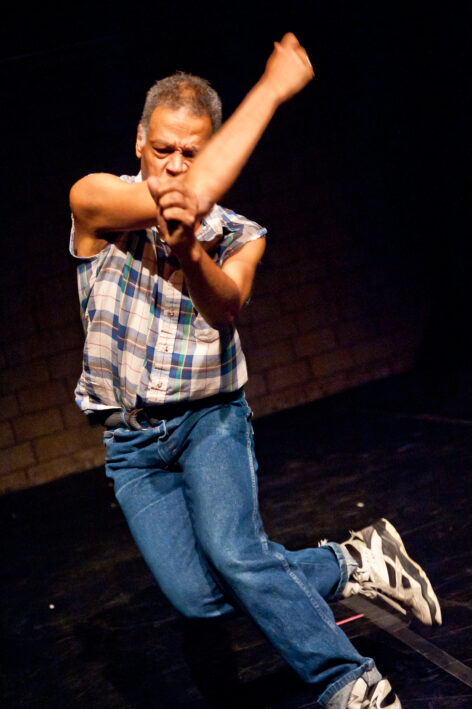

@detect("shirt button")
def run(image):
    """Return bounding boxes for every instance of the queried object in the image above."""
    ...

[156,382,162,389]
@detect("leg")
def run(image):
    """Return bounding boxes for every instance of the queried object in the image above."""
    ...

[104,426,235,619]
[173,396,379,706]
[285,545,356,601]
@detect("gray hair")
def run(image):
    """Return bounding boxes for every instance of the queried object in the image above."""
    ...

[139,72,222,144]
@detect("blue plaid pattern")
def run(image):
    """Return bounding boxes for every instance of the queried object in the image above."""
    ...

[71,174,266,412]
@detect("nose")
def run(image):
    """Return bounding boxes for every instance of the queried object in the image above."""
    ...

[166,151,187,176]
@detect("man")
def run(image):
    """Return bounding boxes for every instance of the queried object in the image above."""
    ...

[70,34,441,709]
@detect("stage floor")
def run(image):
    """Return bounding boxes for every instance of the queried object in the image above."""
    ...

[2,370,472,708]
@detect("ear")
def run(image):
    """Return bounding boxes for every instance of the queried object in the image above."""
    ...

[135,124,144,158]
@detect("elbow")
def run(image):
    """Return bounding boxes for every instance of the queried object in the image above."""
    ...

[210,315,235,330]
[207,303,240,330]
[69,180,83,216]
[69,174,107,229]
[70,177,95,223]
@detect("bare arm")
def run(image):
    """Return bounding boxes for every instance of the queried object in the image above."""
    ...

[70,32,312,327]
[70,33,313,258]
[69,174,157,257]
[182,32,314,213]
[147,32,313,326]
[177,237,267,329]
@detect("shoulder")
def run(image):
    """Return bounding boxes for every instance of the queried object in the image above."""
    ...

[212,204,267,239]
[198,204,267,242]
[197,204,267,265]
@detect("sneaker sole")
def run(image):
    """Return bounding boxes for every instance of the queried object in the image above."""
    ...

[375,518,442,625]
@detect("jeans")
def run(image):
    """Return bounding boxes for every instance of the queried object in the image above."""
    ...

[104,390,379,707]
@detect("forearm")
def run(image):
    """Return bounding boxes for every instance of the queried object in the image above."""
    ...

[184,79,280,211]
[174,241,241,328]
[183,33,314,211]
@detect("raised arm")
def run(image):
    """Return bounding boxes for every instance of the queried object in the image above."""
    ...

[146,33,313,328]
[179,32,314,212]
[70,33,313,258]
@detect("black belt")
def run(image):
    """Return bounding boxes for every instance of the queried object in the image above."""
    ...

[87,388,243,430]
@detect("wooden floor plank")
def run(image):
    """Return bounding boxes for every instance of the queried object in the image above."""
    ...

[2,370,471,707]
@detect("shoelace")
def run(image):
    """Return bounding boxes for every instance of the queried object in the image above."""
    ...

[349,570,408,616]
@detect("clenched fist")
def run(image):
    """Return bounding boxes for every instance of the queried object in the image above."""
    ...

[262,33,314,104]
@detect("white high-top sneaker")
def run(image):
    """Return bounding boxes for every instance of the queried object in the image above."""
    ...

[341,518,442,625]
[347,677,402,708]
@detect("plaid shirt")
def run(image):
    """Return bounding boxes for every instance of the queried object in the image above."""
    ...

[71,174,266,412]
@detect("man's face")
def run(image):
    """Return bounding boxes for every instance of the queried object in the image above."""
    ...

[136,105,213,180]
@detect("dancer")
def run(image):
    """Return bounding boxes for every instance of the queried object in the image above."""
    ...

[70,33,441,708]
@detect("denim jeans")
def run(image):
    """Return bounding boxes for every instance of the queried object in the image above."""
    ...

[104,390,378,707]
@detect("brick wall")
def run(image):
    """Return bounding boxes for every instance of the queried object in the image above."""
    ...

[0,253,106,493]
[1,23,431,495]
[238,201,422,417]
[0,184,424,495]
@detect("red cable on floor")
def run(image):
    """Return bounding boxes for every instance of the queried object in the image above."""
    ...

[336,613,364,626]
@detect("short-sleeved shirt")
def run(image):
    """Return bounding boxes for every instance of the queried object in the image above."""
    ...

[71,174,266,413]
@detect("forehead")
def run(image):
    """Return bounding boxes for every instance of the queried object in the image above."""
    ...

[147,105,212,145]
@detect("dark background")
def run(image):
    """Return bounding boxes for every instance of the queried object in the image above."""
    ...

[1,1,469,366]
[1,7,472,706]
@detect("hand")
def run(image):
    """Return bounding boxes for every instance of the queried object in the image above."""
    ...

[262,32,314,104]
[147,176,200,256]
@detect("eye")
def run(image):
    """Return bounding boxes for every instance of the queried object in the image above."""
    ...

[153,146,173,157]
